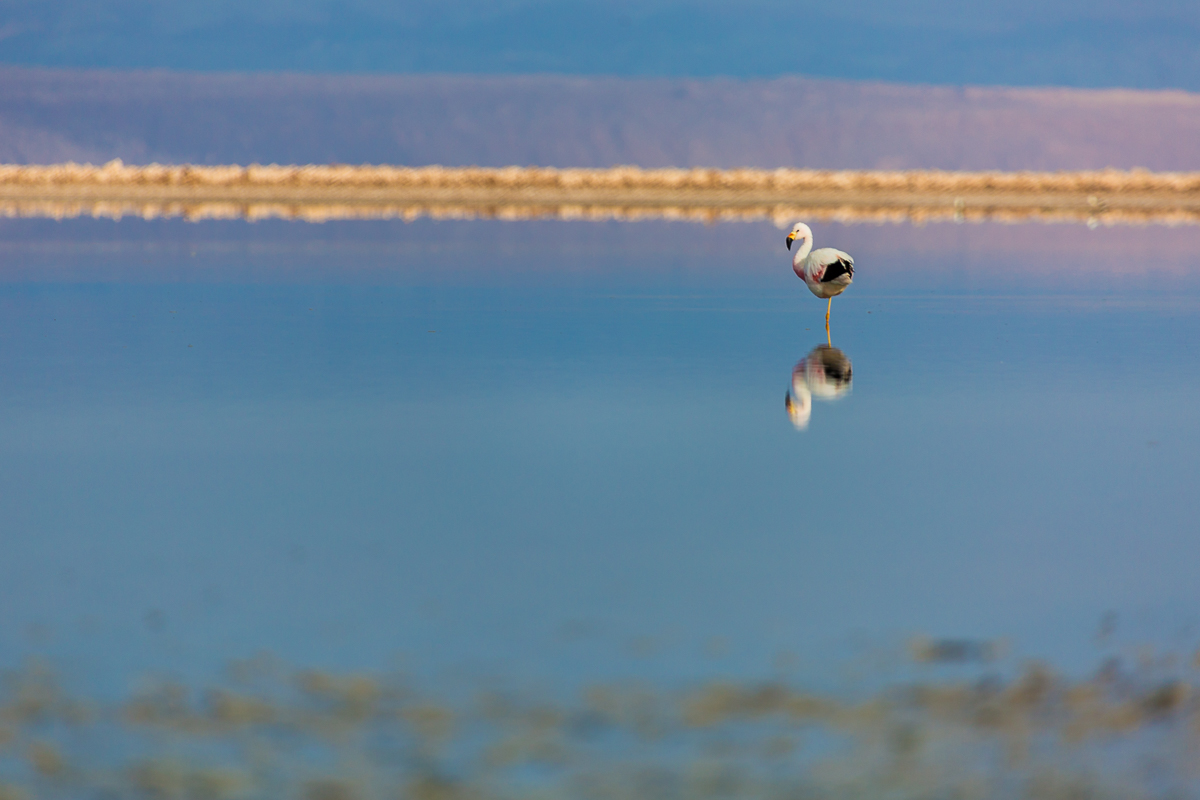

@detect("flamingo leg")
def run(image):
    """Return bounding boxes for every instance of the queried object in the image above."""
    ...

[825,297,832,342]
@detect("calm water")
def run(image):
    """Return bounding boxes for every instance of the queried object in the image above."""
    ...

[2,218,1198,684]
[2,218,1200,796]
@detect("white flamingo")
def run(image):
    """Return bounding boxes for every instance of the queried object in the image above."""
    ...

[786,222,854,337]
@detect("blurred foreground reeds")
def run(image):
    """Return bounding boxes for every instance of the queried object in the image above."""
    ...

[4,646,1200,799]
[3,161,1200,226]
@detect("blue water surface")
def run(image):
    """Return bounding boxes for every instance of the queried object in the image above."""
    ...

[1,218,1198,696]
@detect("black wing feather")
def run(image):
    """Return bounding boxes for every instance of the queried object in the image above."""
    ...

[821,258,854,283]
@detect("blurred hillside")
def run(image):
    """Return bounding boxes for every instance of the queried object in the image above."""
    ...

[3,67,1200,170]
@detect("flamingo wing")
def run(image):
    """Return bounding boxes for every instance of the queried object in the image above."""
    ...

[807,248,855,283]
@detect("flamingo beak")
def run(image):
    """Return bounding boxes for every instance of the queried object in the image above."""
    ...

[786,232,795,250]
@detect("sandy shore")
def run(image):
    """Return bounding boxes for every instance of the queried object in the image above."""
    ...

[3,162,1200,226]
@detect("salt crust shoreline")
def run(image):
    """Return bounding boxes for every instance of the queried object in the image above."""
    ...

[3,161,1199,226]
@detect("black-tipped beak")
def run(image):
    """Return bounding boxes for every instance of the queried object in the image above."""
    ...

[786,234,794,251]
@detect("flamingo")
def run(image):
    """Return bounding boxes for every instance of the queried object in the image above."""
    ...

[786,222,854,338]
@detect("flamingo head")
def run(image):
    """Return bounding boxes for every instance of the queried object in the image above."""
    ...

[786,222,813,251]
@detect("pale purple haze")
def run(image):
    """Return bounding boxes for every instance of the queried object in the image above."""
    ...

[3,68,1200,170]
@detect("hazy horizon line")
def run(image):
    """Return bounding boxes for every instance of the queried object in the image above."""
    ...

[5,63,1200,99]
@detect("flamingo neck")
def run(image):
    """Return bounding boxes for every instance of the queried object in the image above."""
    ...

[792,238,813,271]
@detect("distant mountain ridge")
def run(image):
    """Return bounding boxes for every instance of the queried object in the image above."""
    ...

[3,67,1200,171]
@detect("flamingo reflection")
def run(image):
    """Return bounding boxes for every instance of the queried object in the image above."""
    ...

[785,344,853,431]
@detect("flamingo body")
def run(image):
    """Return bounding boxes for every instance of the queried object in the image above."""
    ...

[795,246,854,298]
[787,223,854,299]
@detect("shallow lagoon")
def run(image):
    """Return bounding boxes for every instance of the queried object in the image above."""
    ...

[3,218,1200,683]
[2,217,1200,796]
